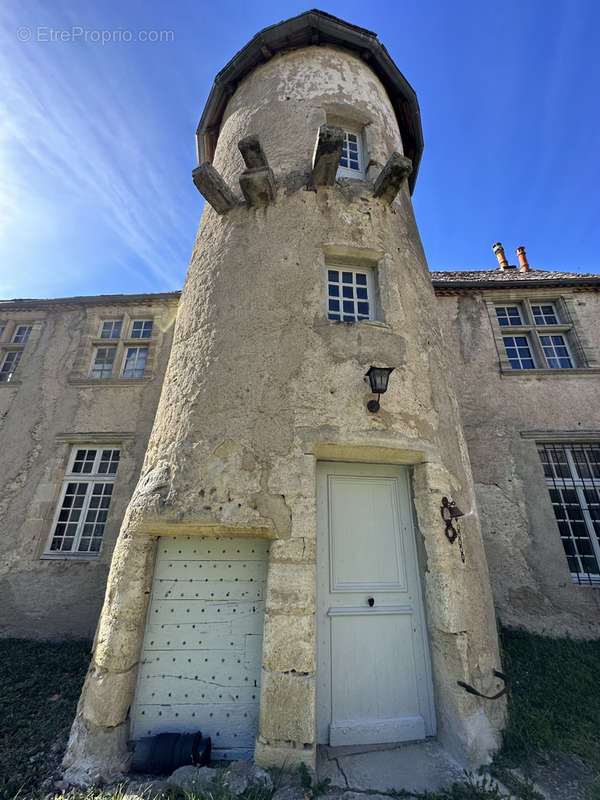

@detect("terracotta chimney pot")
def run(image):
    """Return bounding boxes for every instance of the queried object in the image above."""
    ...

[492,242,508,270]
[516,246,530,272]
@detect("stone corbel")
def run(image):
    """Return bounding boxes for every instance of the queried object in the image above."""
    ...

[192,162,236,214]
[311,124,344,187]
[373,152,413,204]
[238,135,276,207]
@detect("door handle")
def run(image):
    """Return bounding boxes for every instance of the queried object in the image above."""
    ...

[367,597,375,607]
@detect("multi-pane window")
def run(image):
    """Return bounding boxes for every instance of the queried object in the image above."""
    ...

[0,350,22,382]
[47,447,120,555]
[122,346,148,378]
[540,334,573,369]
[538,444,600,585]
[100,320,122,339]
[337,130,363,178]
[531,303,559,325]
[495,305,523,326]
[90,346,116,379]
[495,299,576,370]
[502,335,535,369]
[12,325,32,343]
[327,268,373,323]
[131,320,153,339]
[0,326,5,340]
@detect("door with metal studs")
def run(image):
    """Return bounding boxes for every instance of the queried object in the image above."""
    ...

[316,462,435,746]
[130,536,269,760]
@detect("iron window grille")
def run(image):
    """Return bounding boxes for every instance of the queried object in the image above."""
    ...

[538,443,600,585]
[89,346,116,379]
[100,320,122,339]
[327,267,374,323]
[122,346,148,378]
[12,325,32,343]
[131,320,153,339]
[46,447,120,556]
[0,350,22,382]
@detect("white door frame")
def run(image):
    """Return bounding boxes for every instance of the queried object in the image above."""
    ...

[316,461,435,746]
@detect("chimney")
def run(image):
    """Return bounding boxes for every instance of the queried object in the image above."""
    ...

[516,246,530,272]
[492,242,508,270]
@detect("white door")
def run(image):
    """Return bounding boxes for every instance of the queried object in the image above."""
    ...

[130,536,269,760]
[317,462,435,747]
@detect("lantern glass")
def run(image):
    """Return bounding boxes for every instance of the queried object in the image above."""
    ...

[366,366,394,395]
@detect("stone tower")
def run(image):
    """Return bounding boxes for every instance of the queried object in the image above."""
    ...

[64,11,505,783]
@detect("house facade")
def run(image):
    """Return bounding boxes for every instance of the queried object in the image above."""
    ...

[1,8,598,787]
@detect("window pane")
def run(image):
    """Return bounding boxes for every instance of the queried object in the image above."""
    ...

[327,267,371,323]
[538,444,600,583]
[122,347,148,378]
[90,347,116,379]
[495,306,522,326]
[339,131,362,174]
[100,320,122,339]
[540,334,573,369]
[131,320,153,339]
[13,325,32,343]
[0,350,23,382]
[503,336,535,369]
[532,304,559,325]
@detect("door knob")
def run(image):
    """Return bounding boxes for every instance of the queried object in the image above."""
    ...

[367,597,375,607]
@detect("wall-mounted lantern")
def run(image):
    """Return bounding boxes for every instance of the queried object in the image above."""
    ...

[365,366,394,413]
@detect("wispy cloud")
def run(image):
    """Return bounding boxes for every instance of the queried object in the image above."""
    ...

[0,0,195,294]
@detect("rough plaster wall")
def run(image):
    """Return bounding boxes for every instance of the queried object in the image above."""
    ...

[0,300,176,639]
[436,289,600,638]
[64,45,504,783]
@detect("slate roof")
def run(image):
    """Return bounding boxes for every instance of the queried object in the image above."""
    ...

[430,268,600,290]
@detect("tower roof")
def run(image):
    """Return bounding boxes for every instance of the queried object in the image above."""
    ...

[196,9,423,193]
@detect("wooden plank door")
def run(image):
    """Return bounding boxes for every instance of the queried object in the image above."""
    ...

[316,462,435,746]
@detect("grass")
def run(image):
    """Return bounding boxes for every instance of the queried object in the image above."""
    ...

[0,638,92,800]
[2,628,600,799]
[497,626,600,769]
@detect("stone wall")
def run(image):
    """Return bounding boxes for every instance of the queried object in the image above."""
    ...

[63,43,505,784]
[0,295,178,639]
[435,286,600,638]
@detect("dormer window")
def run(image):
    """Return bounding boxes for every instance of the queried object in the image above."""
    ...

[337,130,364,179]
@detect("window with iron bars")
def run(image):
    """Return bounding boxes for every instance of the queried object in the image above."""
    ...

[538,443,600,585]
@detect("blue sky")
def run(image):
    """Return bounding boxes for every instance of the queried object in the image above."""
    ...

[1,0,599,299]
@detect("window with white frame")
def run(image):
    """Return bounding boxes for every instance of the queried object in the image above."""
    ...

[502,335,536,369]
[46,447,120,555]
[131,319,153,339]
[337,130,364,179]
[494,299,577,370]
[495,305,523,326]
[13,325,32,343]
[100,320,122,339]
[0,350,22,382]
[89,346,116,379]
[538,443,600,585]
[122,346,148,378]
[327,267,374,323]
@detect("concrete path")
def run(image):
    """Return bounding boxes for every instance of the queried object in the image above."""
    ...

[317,740,467,796]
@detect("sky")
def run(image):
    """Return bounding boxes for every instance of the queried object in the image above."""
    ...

[1,0,599,300]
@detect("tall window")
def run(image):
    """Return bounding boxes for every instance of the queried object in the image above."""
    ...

[538,443,600,585]
[337,130,364,179]
[47,447,120,555]
[327,267,374,323]
[90,346,116,378]
[12,325,32,343]
[122,346,148,378]
[502,335,536,369]
[0,350,22,382]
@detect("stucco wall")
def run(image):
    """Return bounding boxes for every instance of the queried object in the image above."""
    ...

[435,286,600,638]
[0,296,178,639]
[63,44,505,784]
